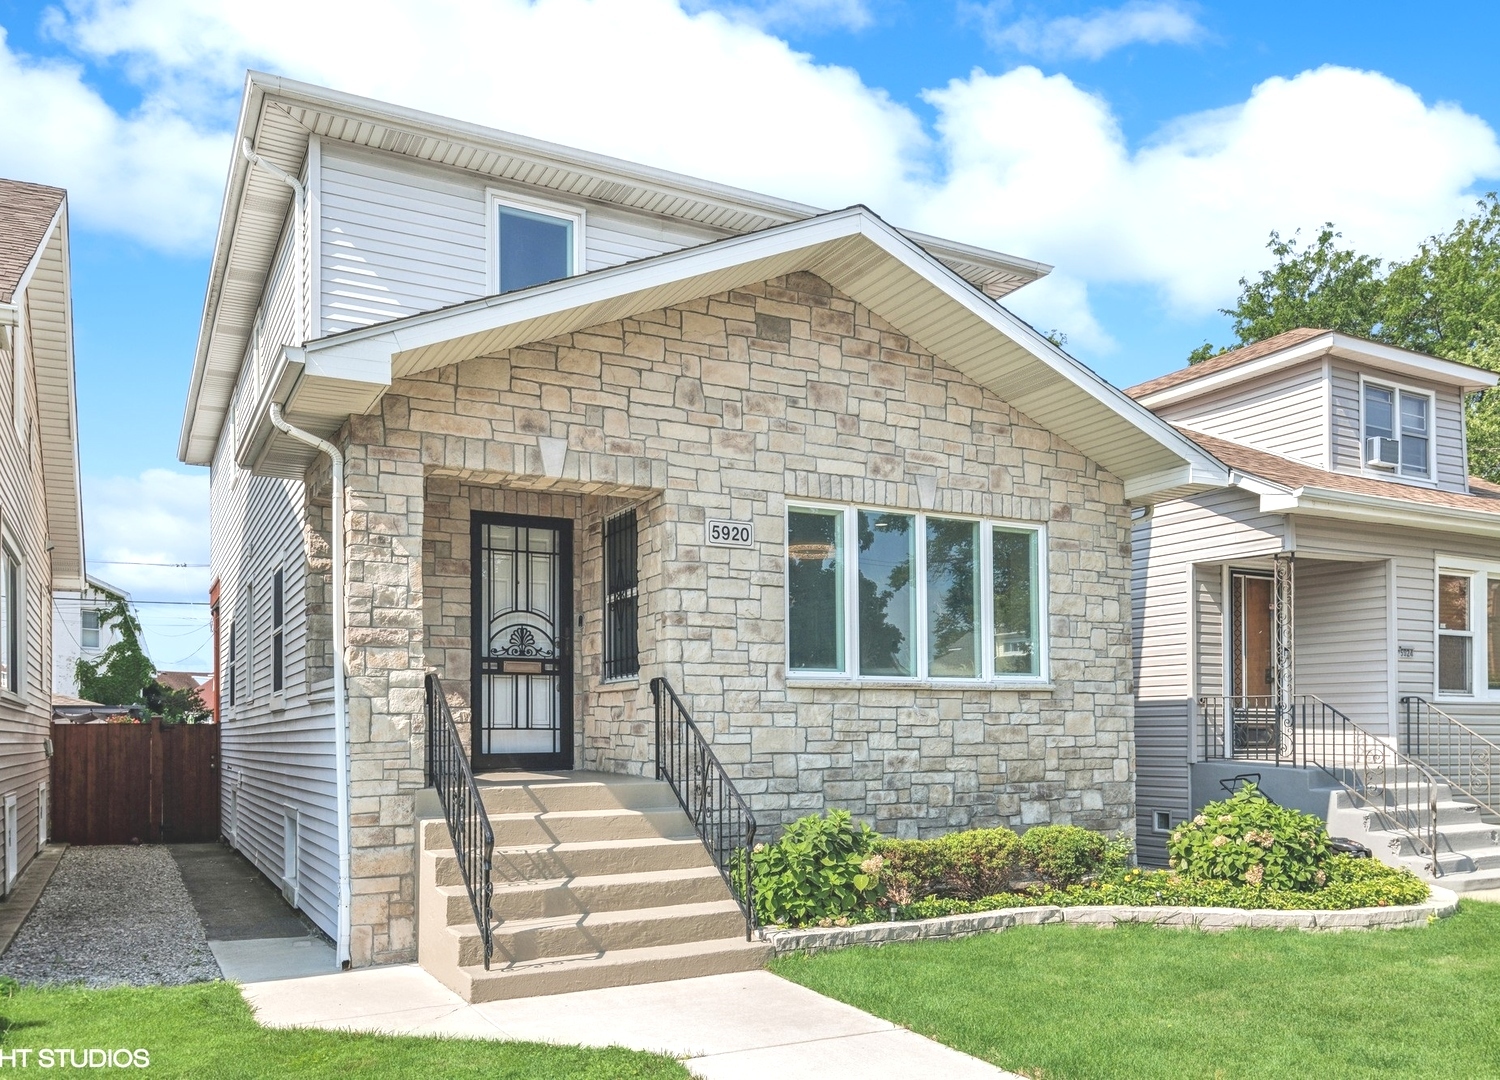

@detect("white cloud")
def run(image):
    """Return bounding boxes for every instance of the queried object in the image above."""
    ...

[2,2,1497,350]
[83,469,211,670]
[687,0,875,33]
[977,1,1205,61]
[915,64,1500,313]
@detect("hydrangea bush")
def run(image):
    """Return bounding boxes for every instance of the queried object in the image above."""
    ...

[1167,784,1331,891]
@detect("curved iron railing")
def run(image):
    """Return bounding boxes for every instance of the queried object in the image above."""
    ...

[1402,696,1500,820]
[1198,694,1440,871]
[425,673,495,969]
[650,677,757,937]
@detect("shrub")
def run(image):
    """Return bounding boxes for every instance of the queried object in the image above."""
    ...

[879,827,1023,903]
[1167,784,1331,891]
[1019,825,1132,888]
[749,810,883,927]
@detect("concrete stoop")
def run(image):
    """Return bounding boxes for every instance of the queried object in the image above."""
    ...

[418,772,768,1002]
[1325,785,1500,892]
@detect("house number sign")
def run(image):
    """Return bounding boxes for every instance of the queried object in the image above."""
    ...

[706,519,754,547]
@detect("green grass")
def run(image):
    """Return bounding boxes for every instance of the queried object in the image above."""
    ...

[771,899,1500,1080]
[0,981,689,1079]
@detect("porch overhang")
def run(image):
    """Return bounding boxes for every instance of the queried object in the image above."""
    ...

[1259,485,1500,540]
[236,206,1228,500]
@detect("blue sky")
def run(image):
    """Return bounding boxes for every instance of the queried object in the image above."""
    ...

[3,0,1500,670]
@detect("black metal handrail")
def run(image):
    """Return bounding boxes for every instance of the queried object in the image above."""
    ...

[425,673,495,968]
[1198,694,1440,869]
[650,677,757,938]
[1402,696,1500,820]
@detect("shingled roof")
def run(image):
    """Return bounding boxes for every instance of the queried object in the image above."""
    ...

[1177,426,1500,517]
[0,178,66,304]
[1126,328,1330,399]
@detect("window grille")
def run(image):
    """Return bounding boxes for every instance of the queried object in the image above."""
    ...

[603,510,639,680]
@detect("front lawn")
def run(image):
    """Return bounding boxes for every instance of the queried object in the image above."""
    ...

[0,981,689,1079]
[771,899,1500,1080]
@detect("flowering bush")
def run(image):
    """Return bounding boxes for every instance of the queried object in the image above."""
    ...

[748,810,884,928]
[1167,784,1331,891]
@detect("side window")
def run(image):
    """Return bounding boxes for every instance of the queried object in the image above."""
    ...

[271,568,285,694]
[490,194,582,295]
[81,609,101,649]
[227,620,238,709]
[602,511,639,680]
[1438,573,1473,695]
[0,547,20,695]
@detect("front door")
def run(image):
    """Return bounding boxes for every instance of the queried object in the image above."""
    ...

[1229,571,1275,753]
[471,512,574,771]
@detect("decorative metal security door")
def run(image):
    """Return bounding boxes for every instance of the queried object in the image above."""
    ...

[471,513,573,770]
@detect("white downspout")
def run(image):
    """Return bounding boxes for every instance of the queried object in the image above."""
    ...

[268,403,350,969]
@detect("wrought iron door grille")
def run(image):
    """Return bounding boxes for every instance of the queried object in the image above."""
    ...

[603,510,639,680]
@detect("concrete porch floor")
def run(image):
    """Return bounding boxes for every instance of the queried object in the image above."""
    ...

[242,964,1021,1080]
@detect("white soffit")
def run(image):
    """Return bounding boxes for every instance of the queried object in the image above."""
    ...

[180,72,1052,466]
[243,207,1225,500]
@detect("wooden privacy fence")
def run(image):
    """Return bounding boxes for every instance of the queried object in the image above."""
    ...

[50,721,220,845]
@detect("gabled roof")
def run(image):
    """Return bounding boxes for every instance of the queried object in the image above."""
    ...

[0,179,85,590]
[180,72,1053,466]
[1180,426,1500,537]
[0,179,65,304]
[1128,328,1498,407]
[237,204,1227,502]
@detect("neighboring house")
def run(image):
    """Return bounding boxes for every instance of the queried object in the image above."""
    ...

[0,178,87,895]
[154,670,210,695]
[180,74,1225,969]
[1129,328,1500,886]
[52,574,129,696]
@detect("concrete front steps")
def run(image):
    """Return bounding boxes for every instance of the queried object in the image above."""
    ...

[1326,785,1500,892]
[418,772,768,1002]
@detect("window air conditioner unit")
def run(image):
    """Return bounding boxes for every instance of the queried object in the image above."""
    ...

[1366,436,1400,469]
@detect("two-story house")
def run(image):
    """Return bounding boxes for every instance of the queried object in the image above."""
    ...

[0,178,86,896]
[180,72,1227,992]
[1129,327,1500,886]
[52,574,129,698]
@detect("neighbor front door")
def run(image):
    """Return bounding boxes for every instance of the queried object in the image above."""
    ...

[1229,570,1276,753]
[471,512,574,771]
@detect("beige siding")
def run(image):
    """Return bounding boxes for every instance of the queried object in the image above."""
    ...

[0,282,59,890]
[1293,557,1390,732]
[212,213,339,940]
[1132,488,1285,864]
[1154,359,1328,466]
[1329,363,1470,492]
[317,142,725,335]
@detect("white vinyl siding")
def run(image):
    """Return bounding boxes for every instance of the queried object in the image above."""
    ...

[1151,360,1329,467]
[1293,558,1390,733]
[317,142,724,335]
[211,215,339,942]
[1329,364,1470,492]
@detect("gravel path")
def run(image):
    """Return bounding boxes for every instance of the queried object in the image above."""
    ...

[0,846,222,987]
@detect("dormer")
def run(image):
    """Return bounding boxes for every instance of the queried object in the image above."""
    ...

[1127,329,1498,495]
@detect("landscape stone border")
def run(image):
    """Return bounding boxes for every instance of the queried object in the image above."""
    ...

[757,886,1460,956]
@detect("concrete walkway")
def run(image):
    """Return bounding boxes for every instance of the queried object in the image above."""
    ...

[243,965,1021,1080]
[170,843,338,982]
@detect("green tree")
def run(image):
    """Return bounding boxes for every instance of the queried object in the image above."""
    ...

[74,596,154,709]
[1195,195,1500,480]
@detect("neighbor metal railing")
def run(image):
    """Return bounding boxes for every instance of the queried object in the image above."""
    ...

[425,673,495,968]
[1198,694,1440,871]
[1402,696,1500,820]
[650,677,757,937]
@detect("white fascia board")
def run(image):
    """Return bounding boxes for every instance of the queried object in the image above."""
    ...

[1260,486,1500,537]
[1228,471,1293,499]
[1137,331,1496,410]
[0,302,17,326]
[301,206,1227,492]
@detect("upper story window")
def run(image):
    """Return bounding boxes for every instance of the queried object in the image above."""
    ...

[81,609,102,649]
[489,192,584,295]
[787,504,1045,683]
[1363,380,1432,480]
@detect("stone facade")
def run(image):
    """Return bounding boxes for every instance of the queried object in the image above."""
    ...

[332,271,1135,965]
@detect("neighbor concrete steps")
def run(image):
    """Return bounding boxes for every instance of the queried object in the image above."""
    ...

[1326,785,1500,892]
[418,772,767,1001]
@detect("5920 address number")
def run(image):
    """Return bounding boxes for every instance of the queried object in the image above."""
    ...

[706,519,754,547]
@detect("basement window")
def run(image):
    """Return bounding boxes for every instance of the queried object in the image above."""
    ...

[1153,811,1172,834]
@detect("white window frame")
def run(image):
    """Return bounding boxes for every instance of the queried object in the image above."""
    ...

[785,501,1049,687]
[3,793,16,894]
[36,781,47,852]
[1435,557,1500,700]
[1360,375,1436,483]
[270,565,286,702]
[0,541,23,700]
[240,582,255,706]
[485,188,586,296]
[81,607,101,650]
